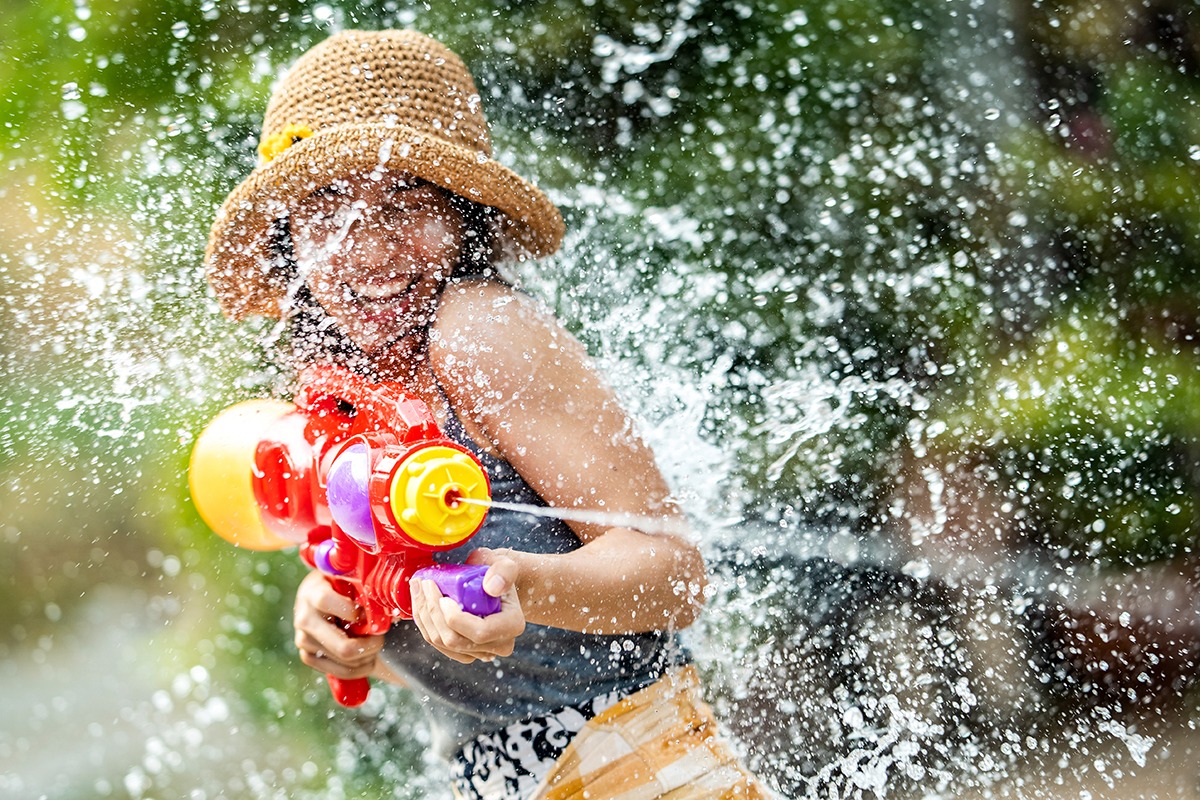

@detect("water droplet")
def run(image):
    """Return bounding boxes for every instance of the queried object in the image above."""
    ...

[171,21,189,39]
[61,99,87,121]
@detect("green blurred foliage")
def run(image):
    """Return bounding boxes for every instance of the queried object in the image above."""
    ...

[929,304,1200,564]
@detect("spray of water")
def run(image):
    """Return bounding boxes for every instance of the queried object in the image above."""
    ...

[454,496,695,538]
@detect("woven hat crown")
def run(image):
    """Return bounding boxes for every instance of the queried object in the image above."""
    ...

[261,30,491,161]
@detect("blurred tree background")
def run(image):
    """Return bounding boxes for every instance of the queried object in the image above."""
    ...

[1,0,1198,798]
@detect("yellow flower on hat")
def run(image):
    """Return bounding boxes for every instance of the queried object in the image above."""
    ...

[257,124,314,164]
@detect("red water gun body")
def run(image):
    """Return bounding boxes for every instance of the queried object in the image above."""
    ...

[190,364,497,706]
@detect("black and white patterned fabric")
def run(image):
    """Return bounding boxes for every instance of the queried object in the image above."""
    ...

[450,685,634,800]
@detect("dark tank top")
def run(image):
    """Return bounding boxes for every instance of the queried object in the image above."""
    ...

[381,403,687,759]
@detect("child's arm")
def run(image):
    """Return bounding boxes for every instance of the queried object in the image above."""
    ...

[425,280,708,639]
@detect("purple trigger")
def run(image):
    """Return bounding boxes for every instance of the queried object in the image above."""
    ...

[414,564,502,616]
[314,540,349,576]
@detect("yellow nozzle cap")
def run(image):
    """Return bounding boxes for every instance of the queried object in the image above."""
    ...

[390,445,489,547]
[188,399,295,551]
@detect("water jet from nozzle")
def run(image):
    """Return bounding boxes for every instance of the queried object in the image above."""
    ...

[453,496,694,537]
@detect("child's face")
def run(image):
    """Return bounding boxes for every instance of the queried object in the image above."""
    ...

[290,172,465,354]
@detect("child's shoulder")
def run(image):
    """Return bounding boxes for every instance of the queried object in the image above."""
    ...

[437,276,520,317]
[432,278,551,349]
[429,277,582,396]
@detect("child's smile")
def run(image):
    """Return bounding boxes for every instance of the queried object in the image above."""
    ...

[290,172,466,354]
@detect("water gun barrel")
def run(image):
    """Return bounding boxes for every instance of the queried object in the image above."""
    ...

[325,438,491,555]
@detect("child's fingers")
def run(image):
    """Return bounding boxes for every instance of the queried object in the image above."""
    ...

[411,580,475,663]
[465,550,518,598]
[294,629,383,676]
[423,580,472,650]
[441,599,525,646]
[295,633,374,671]
[411,578,523,663]
[297,572,359,623]
[482,557,518,598]
[433,585,524,662]
[298,647,376,679]
[314,587,360,622]
[294,620,384,663]
[326,632,385,666]
[409,579,435,642]
[432,598,510,661]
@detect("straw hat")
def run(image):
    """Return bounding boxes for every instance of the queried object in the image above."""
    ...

[205,29,565,320]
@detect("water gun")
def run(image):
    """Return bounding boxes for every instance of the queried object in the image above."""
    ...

[187,363,498,707]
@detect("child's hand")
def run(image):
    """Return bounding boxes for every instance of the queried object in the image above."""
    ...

[293,570,385,680]
[409,551,525,664]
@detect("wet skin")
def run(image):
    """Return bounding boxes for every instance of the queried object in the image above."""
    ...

[289,172,466,356]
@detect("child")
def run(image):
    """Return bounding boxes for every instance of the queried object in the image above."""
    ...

[204,29,769,800]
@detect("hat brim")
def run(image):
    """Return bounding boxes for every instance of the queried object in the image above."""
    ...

[205,122,564,320]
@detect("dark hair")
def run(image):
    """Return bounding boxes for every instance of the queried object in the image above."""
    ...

[264,184,499,377]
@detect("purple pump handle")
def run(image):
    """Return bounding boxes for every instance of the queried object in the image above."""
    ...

[413,564,502,616]
[313,539,350,576]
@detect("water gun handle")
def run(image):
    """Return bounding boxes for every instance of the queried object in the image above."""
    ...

[328,675,371,707]
[324,578,375,708]
[413,564,503,616]
[323,567,498,708]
